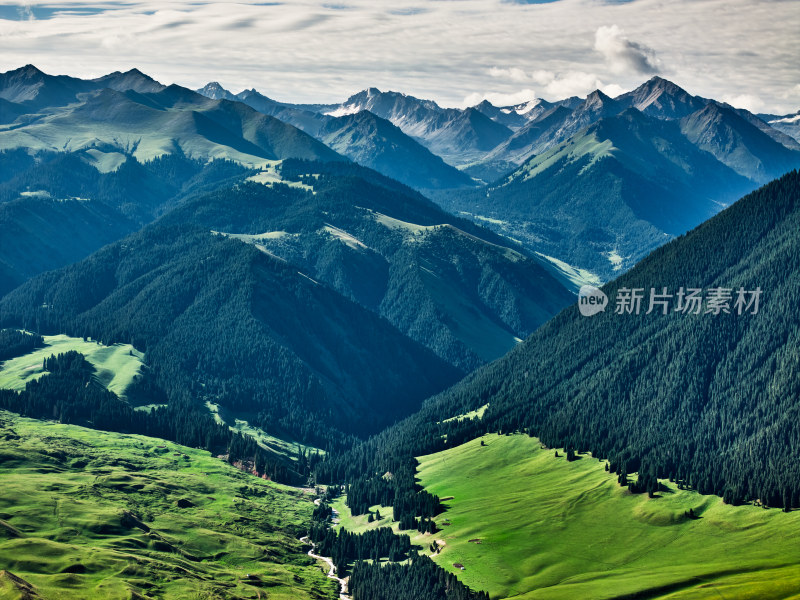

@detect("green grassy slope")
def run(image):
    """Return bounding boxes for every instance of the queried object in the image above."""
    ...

[414,434,800,600]
[0,413,335,600]
[0,334,143,399]
[0,411,336,600]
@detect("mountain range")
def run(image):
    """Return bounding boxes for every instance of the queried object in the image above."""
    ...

[433,81,800,281]
[0,158,573,449]
[192,74,800,285]
[1,62,800,600]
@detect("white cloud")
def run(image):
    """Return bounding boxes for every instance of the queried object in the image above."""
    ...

[18,2,35,21]
[544,72,603,99]
[485,68,604,100]
[722,93,765,114]
[594,24,660,75]
[780,84,800,101]
[488,67,532,84]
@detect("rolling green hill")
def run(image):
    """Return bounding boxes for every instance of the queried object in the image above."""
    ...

[329,432,800,599]
[0,411,336,600]
[415,433,800,600]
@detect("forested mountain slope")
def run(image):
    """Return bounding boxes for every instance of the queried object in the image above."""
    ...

[162,160,573,370]
[0,160,573,451]
[0,150,251,297]
[324,171,800,508]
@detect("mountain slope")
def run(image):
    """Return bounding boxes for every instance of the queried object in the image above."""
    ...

[162,160,572,370]
[317,111,474,189]
[0,65,165,110]
[0,80,342,167]
[474,105,576,178]
[764,110,800,143]
[470,77,797,179]
[437,108,761,280]
[0,215,461,446]
[196,85,476,190]
[324,88,513,165]
[0,160,573,445]
[615,75,708,119]
[0,193,134,290]
[0,150,251,297]
[196,81,238,101]
[0,64,94,109]
[681,102,800,181]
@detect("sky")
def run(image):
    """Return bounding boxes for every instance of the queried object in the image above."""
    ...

[0,0,798,114]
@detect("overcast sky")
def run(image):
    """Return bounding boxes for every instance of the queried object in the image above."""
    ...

[1,0,798,113]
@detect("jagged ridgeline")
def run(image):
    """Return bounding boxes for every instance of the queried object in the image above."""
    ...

[321,170,800,508]
[0,159,572,463]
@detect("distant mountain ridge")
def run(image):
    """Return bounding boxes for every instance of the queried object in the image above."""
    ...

[0,66,342,168]
[3,65,799,291]
[431,79,800,282]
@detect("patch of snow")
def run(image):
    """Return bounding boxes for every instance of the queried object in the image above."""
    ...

[515,99,543,115]
[605,250,624,271]
[20,190,51,198]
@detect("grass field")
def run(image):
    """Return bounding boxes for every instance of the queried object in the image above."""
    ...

[0,334,144,399]
[206,401,324,465]
[0,411,336,600]
[412,433,800,600]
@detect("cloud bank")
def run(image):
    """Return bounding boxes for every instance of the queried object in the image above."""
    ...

[0,0,797,112]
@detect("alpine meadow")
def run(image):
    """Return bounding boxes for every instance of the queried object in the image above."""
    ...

[0,2,799,599]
